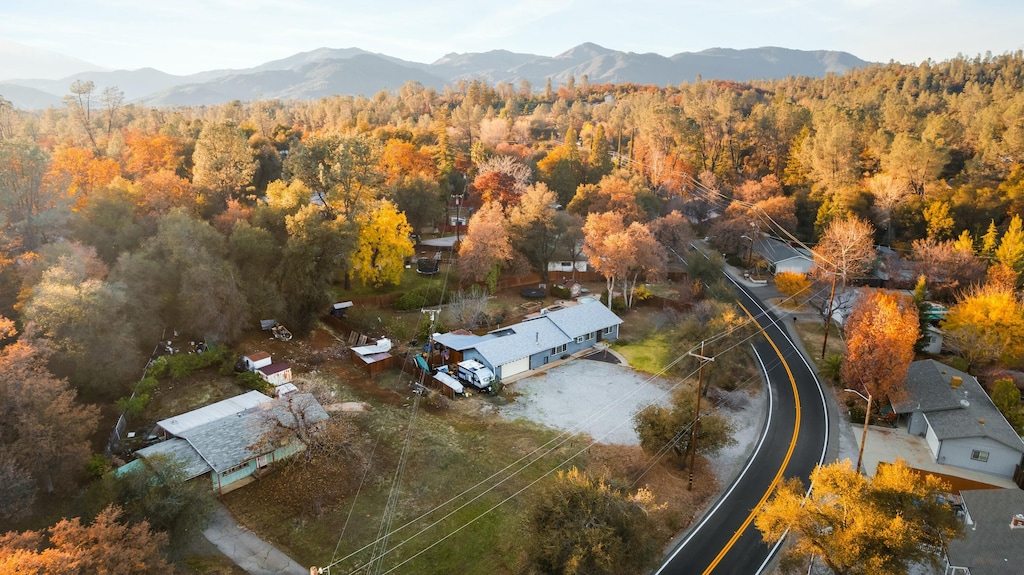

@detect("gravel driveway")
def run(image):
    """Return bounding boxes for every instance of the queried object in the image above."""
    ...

[498,359,675,445]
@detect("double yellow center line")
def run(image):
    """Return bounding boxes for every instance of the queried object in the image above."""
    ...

[700,299,802,574]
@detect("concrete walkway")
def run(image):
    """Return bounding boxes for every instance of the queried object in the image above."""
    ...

[203,503,309,575]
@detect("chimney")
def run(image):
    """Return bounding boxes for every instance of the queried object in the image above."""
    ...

[1011,514,1024,529]
[951,376,962,389]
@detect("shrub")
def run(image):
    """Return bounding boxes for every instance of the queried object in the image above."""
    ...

[85,454,111,477]
[116,393,150,417]
[820,353,844,382]
[599,290,627,314]
[237,371,272,394]
[135,376,158,395]
[776,272,811,302]
[945,356,970,373]
[394,285,447,311]
[550,284,572,299]
[633,284,653,303]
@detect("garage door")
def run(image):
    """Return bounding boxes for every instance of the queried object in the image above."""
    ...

[501,356,530,378]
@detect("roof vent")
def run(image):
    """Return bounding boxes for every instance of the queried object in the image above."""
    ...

[951,376,962,388]
[960,399,970,409]
[1012,514,1024,529]
[979,419,985,425]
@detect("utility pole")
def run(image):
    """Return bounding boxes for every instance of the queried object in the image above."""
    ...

[820,271,838,361]
[688,341,714,491]
[454,193,464,244]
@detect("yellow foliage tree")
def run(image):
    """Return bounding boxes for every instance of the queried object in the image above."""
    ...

[756,459,961,575]
[941,283,1024,368]
[775,271,811,303]
[350,200,414,288]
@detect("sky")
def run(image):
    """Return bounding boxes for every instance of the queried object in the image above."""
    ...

[2,0,1023,76]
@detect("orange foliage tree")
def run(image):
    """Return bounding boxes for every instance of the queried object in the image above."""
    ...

[121,130,183,178]
[458,201,511,287]
[42,146,120,209]
[840,289,919,403]
[0,505,172,574]
[380,139,435,184]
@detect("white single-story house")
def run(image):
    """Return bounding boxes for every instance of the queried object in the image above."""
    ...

[130,392,328,493]
[893,360,1024,480]
[433,298,622,381]
[754,237,814,275]
[944,488,1024,575]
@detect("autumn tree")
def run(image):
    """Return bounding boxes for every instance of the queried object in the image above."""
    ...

[121,129,183,179]
[994,214,1024,285]
[910,238,986,300]
[507,183,565,282]
[812,216,876,357]
[775,271,812,303]
[941,283,1024,368]
[71,184,145,265]
[42,145,120,210]
[0,504,173,574]
[285,133,384,218]
[527,467,663,575]
[647,210,693,258]
[63,79,100,151]
[840,290,919,405]
[583,211,629,308]
[756,459,961,575]
[634,383,735,465]
[868,173,912,246]
[923,199,956,240]
[381,139,436,183]
[538,126,584,206]
[191,121,258,200]
[458,201,511,288]
[0,330,99,496]
[351,200,414,288]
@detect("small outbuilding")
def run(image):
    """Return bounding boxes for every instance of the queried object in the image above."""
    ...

[243,351,272,371]
[257,362,292,386]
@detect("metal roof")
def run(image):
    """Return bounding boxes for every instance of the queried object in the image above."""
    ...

[134,438,212,479]
[157,390,272,437]
[179,393,328,473]
[258,362,290,376]
[946,489,1024,575]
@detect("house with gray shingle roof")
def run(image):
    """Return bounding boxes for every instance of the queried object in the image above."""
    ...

[753,237,814,275]
[894,360,1024,480]
[435,298,622,381]
[944,489,1024,575]
[125,392,328,494]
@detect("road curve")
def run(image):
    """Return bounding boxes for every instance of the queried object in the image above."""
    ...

[655,276,829,575]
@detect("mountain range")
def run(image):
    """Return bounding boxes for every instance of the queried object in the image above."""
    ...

[0,41,871,110]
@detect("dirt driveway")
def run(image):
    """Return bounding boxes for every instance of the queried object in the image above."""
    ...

[498,359,675,445]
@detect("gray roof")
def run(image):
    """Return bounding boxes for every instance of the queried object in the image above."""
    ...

[896,360,1024,452]
[538,299,623,339]
[947,489,1024,575]
[475,317,570,366]
[134,438,211,479]
[157,390,272,436]
[179,393,328,473]
[432,332,495,351]
[754,237,812,265]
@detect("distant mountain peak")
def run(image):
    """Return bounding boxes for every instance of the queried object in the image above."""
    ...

[0,39,107,82]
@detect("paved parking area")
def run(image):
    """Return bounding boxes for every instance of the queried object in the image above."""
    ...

[498,359,675,445]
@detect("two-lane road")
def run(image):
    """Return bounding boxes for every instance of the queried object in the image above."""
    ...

[656,276,829,575]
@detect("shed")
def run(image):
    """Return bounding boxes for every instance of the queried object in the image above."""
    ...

[243,351,272,371]
[431,370,465,398]
[257,362,292,386]
[352,350,394,377]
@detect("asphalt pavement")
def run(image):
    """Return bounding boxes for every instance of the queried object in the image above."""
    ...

[655,270,832,575]
[203,503,309,575]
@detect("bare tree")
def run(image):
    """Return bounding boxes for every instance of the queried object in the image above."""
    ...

[812,216,876,359]
[64,79,99,151]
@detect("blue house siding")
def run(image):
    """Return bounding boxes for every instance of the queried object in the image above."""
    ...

[210,441,306,493]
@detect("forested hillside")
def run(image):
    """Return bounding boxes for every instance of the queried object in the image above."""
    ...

[2,51,1024,568]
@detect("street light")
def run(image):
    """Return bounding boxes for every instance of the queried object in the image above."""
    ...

[740,235,754,268]
[844,388,873,475]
